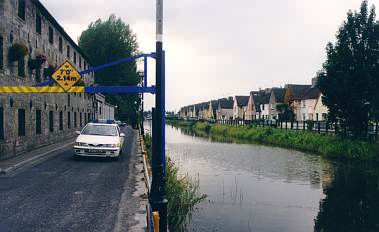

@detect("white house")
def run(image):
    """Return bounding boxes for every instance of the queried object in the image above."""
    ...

[217,97,234,120]
[284,84,312,121]
[314,93,328,121]
[246,91,257,120]
[233,96,249,120]
[269,88,286,120]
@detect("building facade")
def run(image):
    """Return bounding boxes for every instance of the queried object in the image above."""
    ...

[233,96,249,120]
[0,0,96,159]
[217,97,233,120]
[94,93,115,120]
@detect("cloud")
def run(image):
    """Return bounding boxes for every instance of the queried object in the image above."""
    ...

[40,0,378,111]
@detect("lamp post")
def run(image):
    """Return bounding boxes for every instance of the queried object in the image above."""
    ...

[150,0,167,231]
[141,95,144,135]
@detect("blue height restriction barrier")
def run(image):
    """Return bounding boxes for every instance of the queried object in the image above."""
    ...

[34,53,156,94]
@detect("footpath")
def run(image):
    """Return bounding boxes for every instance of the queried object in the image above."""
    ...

[0,138,75,175]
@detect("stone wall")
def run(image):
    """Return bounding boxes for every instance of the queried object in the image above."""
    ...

[0,0,95,159]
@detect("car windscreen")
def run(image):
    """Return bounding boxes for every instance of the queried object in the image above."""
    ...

[81,125,118,136]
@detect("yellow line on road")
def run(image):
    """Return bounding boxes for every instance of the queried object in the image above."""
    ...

[0,86,85,93]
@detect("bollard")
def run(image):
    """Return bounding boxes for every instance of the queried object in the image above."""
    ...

[153,211,160,232]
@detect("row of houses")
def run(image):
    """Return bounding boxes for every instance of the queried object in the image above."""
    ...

[179,78,329,122]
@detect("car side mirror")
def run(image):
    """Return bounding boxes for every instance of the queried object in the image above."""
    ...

[75,131,81,135]
[120,133,125,137]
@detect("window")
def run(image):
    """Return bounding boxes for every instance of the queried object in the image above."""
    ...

[74,112,77,128]
[0,36,3,70]
[316,113,319,121]
[48,27,53,44]
[0,107,3,139]
[67,112,71,129]
[36,110,42,134]
[88,113,91,122]
[74,52,76,64]
[67,45,70,59]
[80,112,82,127]
[18,57,25,77]
[59,37,62,53]
[18,109,26,136]
[18,0,25,20]
[84,61,87,70]
[79,57,82,68]
[49,111,54,132]
[59,111,63,130]
[67,94,70,106]
[36,14,42,34]
[81,124,118,136]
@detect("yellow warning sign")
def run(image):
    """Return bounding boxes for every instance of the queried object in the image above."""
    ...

[51,61,82,91]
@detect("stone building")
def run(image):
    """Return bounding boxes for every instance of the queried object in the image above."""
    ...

[0,0,96,159]
[94,93,115,121]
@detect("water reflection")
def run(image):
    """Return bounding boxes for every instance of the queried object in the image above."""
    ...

[158,123,379,231]
[315,161,379,232]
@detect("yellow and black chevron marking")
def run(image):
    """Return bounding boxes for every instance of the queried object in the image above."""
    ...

[0,86,85,93]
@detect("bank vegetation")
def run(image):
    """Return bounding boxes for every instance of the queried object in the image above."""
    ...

[168,120,379,161]
[144,133,206,232]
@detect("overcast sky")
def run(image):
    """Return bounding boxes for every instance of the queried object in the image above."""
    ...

[40,0,378,111]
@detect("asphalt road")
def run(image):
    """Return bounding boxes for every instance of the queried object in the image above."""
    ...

[0,127,143,232]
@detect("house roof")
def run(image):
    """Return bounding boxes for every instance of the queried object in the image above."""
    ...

[219,98,234,109]
[201,102,209,110]
[303,87,321,99]
[271,88,286,102]
[287,84,312,100]
[235,96,249,107]
[252,91,270,105]
[253,97,262,112]
[211,99,223,108]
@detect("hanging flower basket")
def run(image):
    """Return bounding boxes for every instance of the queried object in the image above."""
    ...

[28,54,47,70]
[43,64,56,80]
[8,43,28,62]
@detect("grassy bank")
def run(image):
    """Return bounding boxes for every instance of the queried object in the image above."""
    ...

[168,120,379,161]
[144,134,206,232]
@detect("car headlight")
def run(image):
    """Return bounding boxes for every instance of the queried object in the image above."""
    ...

[104,143,120,148]
[75,142,88,147]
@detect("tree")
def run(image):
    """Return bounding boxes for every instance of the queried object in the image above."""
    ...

[318,1,379,138]
[276,103,294,121]
[78,15,142,125]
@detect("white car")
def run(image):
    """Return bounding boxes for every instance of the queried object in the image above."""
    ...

[73,123,125,159]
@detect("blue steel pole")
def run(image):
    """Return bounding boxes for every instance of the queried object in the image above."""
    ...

[149,0,167,231]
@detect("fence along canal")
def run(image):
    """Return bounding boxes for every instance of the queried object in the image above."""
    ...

[210,119,379,140]
[163,123,379,232]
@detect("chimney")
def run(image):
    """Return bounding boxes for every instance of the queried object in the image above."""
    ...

[311,77,318,87]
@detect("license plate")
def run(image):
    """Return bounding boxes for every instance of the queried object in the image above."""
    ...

[89,149,101,153]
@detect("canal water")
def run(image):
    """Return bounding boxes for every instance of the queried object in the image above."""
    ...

[152,123,379,232]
